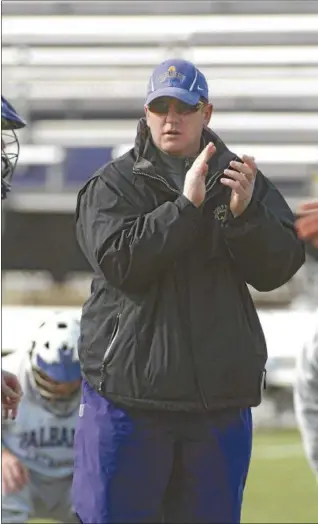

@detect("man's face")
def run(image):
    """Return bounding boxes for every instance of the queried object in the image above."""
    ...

[145,97,213,157]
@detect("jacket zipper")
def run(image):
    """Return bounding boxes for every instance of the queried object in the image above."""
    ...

[133,168,180,195]
[186,321,209,410]
[134,165,210,411]
[133,167,220,198]
[185,161,210,411]
[98,313,121,394]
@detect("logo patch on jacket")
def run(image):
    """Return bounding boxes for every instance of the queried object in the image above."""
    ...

[214,204,228,222]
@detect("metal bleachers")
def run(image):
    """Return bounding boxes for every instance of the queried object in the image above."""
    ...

[2,1,318,16]
[2,1,318,213]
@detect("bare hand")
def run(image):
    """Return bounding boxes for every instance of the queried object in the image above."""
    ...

[2,371,23,420]
[295,201,318,247]
[220,155,257,217]
[2,449,29,495]
[183,142,216,207]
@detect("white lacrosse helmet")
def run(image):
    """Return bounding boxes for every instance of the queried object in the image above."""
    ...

[30,311,81,401]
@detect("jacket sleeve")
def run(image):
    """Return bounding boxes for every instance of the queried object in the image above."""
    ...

[76,170,203,294]
[221,171,305,291]
[294,314,318,478]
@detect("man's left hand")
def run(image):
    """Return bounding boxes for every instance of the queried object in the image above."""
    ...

[220,155,257,218]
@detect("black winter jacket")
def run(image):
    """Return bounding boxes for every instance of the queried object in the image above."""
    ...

[75,119,305,412]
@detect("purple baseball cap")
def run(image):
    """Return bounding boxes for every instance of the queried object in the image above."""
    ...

[145,59,209,106]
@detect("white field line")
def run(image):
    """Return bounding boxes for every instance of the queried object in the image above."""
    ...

[252,443,304,460]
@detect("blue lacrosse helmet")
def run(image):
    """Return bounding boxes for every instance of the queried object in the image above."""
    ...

[1,96,26,200]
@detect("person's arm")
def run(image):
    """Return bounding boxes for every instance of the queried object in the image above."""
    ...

[76,171,202,294]
[221,172,305,291]
[76,144,216,294]
[294,315,318,477]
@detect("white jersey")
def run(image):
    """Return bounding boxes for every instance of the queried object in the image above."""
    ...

[2,350,80,479]
[294,309,318,477]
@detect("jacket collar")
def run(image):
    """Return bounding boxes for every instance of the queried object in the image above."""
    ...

[133,118,228,175]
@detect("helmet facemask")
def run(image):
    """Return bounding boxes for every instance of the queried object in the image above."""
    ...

[1,96,26,199]
[1,128,20,200]
[32,366,81,402]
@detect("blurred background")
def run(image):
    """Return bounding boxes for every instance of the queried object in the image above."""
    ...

[1,1,318,521]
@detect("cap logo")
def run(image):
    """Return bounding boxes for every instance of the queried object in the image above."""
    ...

[159,65,185,83]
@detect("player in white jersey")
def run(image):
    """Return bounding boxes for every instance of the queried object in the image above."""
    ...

[1,311,82,523]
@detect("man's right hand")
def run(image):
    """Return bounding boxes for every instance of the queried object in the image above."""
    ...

[183,142,216,207]
[2,448,29,495]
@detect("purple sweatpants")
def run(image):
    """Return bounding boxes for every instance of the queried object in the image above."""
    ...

[72,380,252,523]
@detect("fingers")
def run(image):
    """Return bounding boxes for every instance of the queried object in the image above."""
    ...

[2,394,20,409]
[220,169,252,197]
[220,177,248,197]
[3,405,18,420]
[2,372,23,401]
[10,405,19,419]
[184,144,215,207]
[200,142,216,163]
[220,154,257,192]
[2,384,20,402]
[11,379,23,397]
[2,462,28,495]
[193,142,216,168]
[2,381,21,419]
[3,371,23,395]
[230,157,256,180]
[2,391,20,419]
[295,214,318,240]
[242,155,257,177]
[296,200,318,216]
[222,169,250,190]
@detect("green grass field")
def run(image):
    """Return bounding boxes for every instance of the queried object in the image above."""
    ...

[29,429,318,524]
[242,429,318,523]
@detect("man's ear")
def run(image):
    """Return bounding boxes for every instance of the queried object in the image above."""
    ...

[203,103,213,126]
[144,105,149,124]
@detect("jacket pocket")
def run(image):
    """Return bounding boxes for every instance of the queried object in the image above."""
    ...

[102,313,121,366]
[98,313,121,394]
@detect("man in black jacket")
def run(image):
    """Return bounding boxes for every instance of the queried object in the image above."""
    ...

[72,59,305,523]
